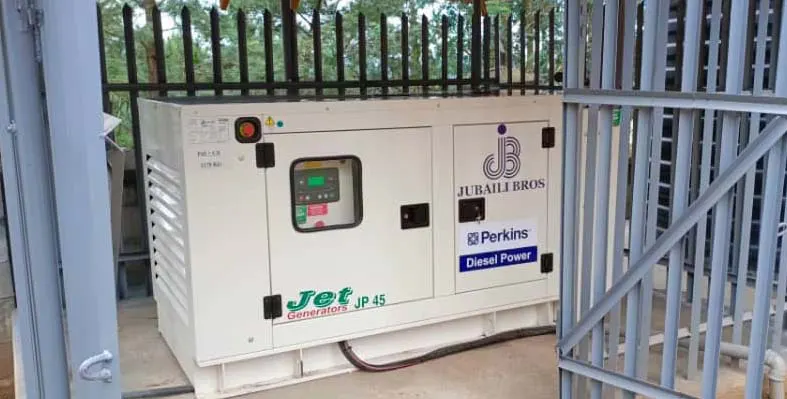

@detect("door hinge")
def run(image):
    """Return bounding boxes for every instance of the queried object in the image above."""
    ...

[541,126,556,148]
[540,253,554,274]
[263,294,282,320]
[256,142,275,168]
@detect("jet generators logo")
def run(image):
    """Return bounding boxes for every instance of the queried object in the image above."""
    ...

[482,124,521,180]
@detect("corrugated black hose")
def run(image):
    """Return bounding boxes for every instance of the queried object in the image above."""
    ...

[338,325,557,372]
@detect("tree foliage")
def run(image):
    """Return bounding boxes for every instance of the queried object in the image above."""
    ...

[98,0,563,148]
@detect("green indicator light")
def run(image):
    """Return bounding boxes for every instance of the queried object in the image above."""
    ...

[276,120,284,128]
[307,176,325,187]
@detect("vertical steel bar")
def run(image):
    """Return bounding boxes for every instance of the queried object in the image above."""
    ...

[771,0,784,91]
[637,0,671,379]
[702,0,751,396]
[442,15,449,95]
[506,15,513,95]
[280,0,298,96]
[471,0,481,93]
[422,15,429,96]
[381,13,389,97]
[494,15,501,92]
[577,2,604,396]
[775,186,787,353]
[402,13,409,95]
[264,10,274,96]
[744,3,787,397]
[39,0,123,395]
[549,8,556,93]
[152,6,167,97]
[733,0,770,349]
[560,0,582,397]
[623,1,661,396]
[0,3,71,396]
[182,6,196,96]
[210,7,222,96]
[336,12,345,98]
[457,15,464,93]
[606,2,637,393]
[590,2,619,398]
[661,0,702,388]
[314,10,323,98]
[97,5,110,112]
[534,11,541,94]
[484,15,491,88]
[520,11,527,95]
[237,10,249,96]
[359,13,368,97]
[688,0,722,380]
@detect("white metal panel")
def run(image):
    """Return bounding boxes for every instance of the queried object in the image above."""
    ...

[453,121,551,292]
[265,128,434,327]
[181,112,274,363]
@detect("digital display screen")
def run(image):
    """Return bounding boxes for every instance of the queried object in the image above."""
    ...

[307,176,325,187]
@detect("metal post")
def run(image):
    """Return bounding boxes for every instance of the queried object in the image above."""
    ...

[0,2,70,398]
[661,0,702,388]
[471,0,482,93]
[560,0,582,397]
[38,0,122,397]
[281,0,298,96]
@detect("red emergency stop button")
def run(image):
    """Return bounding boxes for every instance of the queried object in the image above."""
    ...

[234,117,261,143]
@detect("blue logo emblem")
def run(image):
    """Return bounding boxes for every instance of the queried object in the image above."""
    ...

[483,124,521,180]
[467,232,480,246]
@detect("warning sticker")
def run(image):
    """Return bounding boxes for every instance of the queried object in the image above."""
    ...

[457,219,538,273]
[187,118,230,144]
[307,204,328,216]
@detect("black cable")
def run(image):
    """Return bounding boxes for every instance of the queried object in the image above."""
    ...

[338,325,557,372]
[122,384,195,399]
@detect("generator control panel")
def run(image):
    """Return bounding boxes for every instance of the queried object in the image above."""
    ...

[293,168,340,205]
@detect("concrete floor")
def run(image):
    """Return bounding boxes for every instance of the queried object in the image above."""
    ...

[118,295,760,399]
[119,298,560,399]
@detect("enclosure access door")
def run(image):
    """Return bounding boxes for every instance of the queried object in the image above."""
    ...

[453,121,552,293]
[265,128,434,325]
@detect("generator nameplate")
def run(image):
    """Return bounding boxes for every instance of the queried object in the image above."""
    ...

[458,219,538,272]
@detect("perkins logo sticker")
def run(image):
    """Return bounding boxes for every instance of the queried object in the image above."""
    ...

[467,228,530,246]
[456,124,547,198]
[458,219,538,273]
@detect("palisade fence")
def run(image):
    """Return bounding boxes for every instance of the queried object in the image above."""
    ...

[98,2,566,296]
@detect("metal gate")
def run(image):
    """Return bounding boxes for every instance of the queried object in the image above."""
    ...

[559,0,787,398]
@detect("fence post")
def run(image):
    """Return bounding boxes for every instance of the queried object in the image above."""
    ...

[471,0,482,93]
[281,0,298,96]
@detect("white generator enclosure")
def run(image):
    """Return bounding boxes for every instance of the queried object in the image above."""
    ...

[138,95,562,398]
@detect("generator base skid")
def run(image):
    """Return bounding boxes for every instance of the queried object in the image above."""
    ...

[138,94,562,398]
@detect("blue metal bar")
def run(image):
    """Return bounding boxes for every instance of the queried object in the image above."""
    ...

[688,0,723,379]
[38,0,123,397]
[743,138,787,399]
[732,0,771,349]
[560,0,582,397]
[774,193,787,353]
[578,4,604,396]
[606,2,638,390]
[702,1,750,395]
[559,115,787,354]
[661,0,703,388]
[0,3,70,398]
[743,2,787,397]
[623,2,661,394]
[558,357,698,399]
[590,2,619,398]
